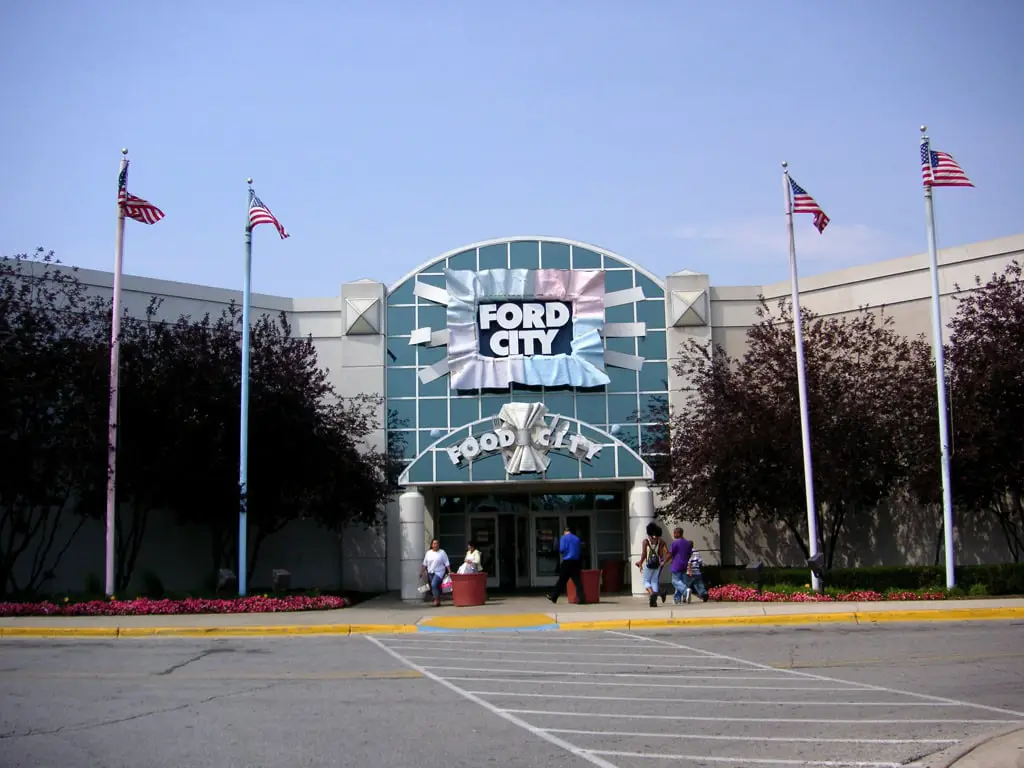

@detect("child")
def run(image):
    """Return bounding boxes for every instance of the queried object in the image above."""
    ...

[684,549,709,603]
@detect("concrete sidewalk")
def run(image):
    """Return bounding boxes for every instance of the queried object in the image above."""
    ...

[911,724,1024,767]
[1,594,1022,637]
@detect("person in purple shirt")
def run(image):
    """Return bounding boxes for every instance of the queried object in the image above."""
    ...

[669,527,694,605]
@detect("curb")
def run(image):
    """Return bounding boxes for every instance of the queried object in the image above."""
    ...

[906,724,1024,767]
[556,606,1024,632]
[3,606,1022,639]
[0,624,419,638]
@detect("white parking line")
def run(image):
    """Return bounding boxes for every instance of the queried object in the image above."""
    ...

[501,708,1019,724]
[372,630,1021,768]
[403,655,754,670]
[444,675,862,691]
[384,644,710,658]
[611,631,1024,719]
[543,728,958,745]
[385,639,665,650]
[465,690,965,707]
[419,665,816,681]
[364,636,619,768]
[586,750,902,767]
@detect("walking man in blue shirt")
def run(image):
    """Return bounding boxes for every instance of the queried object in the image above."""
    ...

[547,525,587,605]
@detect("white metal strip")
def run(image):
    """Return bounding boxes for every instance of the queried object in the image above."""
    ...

[413,281,450,306]
[603,321,646,338]
[408,326,432,345]
[417,358,450,384]
[604,286,645,307]
[604,350,645,371]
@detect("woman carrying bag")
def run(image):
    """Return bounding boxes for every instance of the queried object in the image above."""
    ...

[420,539,451,607]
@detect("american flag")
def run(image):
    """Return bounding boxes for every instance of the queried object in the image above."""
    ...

[920,139,973,188]
[248,193,290,239]
[789,177,830,234]
[117,162,164,225]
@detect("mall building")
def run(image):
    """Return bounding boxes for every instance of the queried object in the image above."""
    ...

[29,233,1024,597]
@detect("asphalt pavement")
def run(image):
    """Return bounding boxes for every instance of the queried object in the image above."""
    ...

[1,621,1022,767]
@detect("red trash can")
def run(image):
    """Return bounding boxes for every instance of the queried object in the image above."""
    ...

[600,559,625,594]
[451,572,488,607]
[567,569,601,604]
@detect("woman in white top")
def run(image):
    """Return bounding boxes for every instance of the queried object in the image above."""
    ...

[420,539,450,607]
[458,542,482,575]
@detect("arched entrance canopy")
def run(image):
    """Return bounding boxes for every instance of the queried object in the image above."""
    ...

[398,402,655,487]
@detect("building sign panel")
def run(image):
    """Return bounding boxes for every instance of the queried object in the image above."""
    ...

[446,268,609,390]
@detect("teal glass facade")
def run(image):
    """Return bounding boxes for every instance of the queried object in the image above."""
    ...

[385,238,668,481]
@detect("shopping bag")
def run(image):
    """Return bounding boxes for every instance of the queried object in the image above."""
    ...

[417,582,431,594]
[440,575,453,594]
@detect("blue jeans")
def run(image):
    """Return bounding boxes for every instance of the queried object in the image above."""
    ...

[428,573,444,599]
[642,566,661,593]
[685,574,707,601]
[671,571,687,603]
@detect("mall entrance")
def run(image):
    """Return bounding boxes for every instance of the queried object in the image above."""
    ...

[432,489,627,592]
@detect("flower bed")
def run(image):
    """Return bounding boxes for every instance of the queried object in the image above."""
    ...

[709,584,948,603]
[0,594,349,617]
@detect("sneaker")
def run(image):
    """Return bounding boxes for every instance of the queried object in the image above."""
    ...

[685,589,692,604]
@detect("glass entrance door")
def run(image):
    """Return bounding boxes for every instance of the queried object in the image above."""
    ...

[565,514,595,570]
[468,514,499,588]
[532,515,561,587]
[530,512,597,586]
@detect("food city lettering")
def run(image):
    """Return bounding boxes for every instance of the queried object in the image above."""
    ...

[444,412,602,467]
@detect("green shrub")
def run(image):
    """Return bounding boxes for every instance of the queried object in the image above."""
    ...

[705,563,1024,596]
[141,571,165,599]
[968,582,989,597]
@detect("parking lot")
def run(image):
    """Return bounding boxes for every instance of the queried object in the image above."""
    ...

[1,622,1022,767]
[373,624,1024,767]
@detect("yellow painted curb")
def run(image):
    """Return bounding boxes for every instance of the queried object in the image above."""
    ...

[348,624,419,635]
[0,624,422,639]
[856,607,1024,623]
[117,624,352,637]
[558,619,631,631]
[1,626,119,638]
[419,613,556,630]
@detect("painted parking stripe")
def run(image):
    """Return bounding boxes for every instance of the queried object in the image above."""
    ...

[586,749,902,767]
[418,665,822,681]
[384,643,708,657]
[611,630,1024,719]
[501,708,1019,725]
[403,654,755,670]
[443,675,867,691]
[364,636,619,768]
[542,728,958,745]
[466,690,967,707]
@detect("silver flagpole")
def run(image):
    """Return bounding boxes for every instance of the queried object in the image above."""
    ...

[920,125,956,589]
[105,148,128,596]
[782,161,822,592]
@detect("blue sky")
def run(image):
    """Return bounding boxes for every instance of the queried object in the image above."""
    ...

[1,1,1021,298]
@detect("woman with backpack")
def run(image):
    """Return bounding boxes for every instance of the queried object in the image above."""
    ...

[635,522,669,607]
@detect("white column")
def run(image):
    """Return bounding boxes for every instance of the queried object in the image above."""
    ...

[628,480,656,596]
[399,487,426,602]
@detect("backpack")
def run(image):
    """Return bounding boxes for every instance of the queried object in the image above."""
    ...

[645,539,661,569]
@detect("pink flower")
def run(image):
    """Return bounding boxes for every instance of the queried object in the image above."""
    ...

[0,595,349,617]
